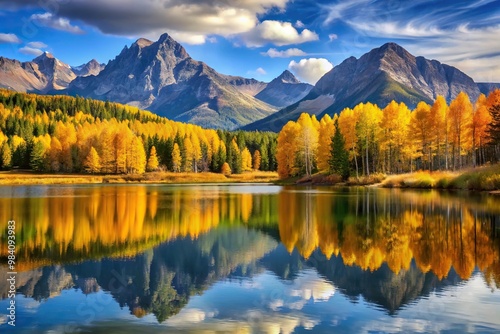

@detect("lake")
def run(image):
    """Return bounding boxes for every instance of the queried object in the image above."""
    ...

[0,184,499,333]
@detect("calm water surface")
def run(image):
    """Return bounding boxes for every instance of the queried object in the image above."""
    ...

[0,184,499,333]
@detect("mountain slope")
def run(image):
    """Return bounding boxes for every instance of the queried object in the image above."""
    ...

[72,59,105,77]
[477,82,500,95]
[243,43,483,132]
[0,52,78,93]
[67,33,276,129]
[255,70,312,108]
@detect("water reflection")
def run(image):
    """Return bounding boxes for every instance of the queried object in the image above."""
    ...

[0,185,499,331]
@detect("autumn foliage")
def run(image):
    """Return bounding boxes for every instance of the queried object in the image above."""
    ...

[276,89,500,179]
[0,90,276,175]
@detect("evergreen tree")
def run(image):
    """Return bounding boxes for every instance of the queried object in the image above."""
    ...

[30,141,46,172]
[329,119,350,181]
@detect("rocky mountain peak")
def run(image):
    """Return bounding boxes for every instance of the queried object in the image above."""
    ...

[274,70,300,84]
[33,51,55,61]
[133,38,153,48]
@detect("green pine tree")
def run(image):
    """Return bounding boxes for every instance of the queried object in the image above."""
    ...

[30,141,46,172]
[329,119,350,181]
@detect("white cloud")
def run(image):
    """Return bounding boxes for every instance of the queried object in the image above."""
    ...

[328,34,338,41]
[256,67,267,75]
[261,47,307,58]
[288,58,333,84]
[240,20,319,47]
[26,41,47,49]
[295,20,305,28]
[0,33,21,44]
[19,46,44,56]
[31,12,84,34]
[2,0,290,45]
[247,67,267,76]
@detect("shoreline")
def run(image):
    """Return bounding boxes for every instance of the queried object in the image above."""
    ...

[0,171,279,186]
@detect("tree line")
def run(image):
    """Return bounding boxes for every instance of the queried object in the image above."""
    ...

[0,90,276,174]
[277,90,500,179]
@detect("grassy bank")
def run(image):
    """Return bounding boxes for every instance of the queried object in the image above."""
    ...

[0,170,279,185]
[381,164,500,191]
[276,164,500,192]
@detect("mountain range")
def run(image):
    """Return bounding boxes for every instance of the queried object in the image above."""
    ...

[0,33,312,130]
[0,34,498,131]
[242,43,491,131]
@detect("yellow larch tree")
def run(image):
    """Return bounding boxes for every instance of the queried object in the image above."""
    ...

[338,107,360,178]
[317,114,335,172]
[471,94,492,166]
[276,120,300,178]
[172,143,182,172]
[430,95,449,169]
[410,101,433,170]
[127,136,146,174]
[83,146,101,174]
[146,146,159,172]
[448,92,473,169]
[296,113,319,176]
[241,147,252,171]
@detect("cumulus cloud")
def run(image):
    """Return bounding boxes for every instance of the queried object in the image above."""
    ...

[19,46,44,56]
[0,33,21,44]
[288,58,333,84]
[31,12,84,34]
[261,47,307,58]
[1,0,289,44]
[240,20,319,47]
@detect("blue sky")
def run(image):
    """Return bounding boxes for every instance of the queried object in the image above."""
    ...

[0,0,499,84]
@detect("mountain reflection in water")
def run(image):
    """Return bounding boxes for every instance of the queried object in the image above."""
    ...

[0,184,499,332]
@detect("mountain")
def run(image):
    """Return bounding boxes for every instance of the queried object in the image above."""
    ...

[224,75,268,96]
[0,52,77,93]
[0,52,100,93]
[67,33,277,129]
[255,70,313,108]
[72,59,105,77]
[32,52,77,91]
[478,82,500,95]
[242,43,484,132]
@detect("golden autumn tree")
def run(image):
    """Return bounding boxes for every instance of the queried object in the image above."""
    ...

[338,107,360,178]
[449,92,473,169]
[146,146,159,172]
[241,147,252,171]
[380,101,410,173]
[409,101,433,169]
[356,103,382,175]
[221,162,231,176]
[276,120,300,178]
[296,113,319,176]
[127,136,146,174]
[83,146,101,174]
[317,114,335,172]
[471,94,492,166]
[430,95,449,169]
[172,143,181,172]
[252,149,261,170]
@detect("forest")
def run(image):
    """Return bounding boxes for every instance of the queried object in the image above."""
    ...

[0,89,276,175]
[2,88,500,181]
[277,90,500,179]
